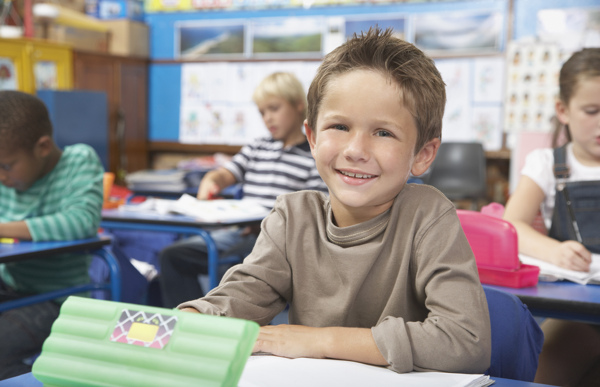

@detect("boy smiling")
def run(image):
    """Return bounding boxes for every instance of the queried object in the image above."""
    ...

[180,28,491,374]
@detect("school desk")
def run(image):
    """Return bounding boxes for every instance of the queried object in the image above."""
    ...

[101,208,264,290]
[0,236,121,312]
[0,370,557,387]
[484,282,600,324]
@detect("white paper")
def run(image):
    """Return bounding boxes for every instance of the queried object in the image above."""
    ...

[119,195,271,223]
[520,253,600,285]
[238,356,492,387]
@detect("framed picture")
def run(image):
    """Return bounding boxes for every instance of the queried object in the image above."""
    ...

[251,17,324,59]
[176,20,246,59]
[414,10,503,55]
[344,15,406,41]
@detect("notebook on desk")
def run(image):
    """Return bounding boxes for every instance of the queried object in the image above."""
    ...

[32,297,259,387]
[520,253,600,285]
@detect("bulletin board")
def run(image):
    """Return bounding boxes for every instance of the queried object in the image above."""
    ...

[145,0,509,148]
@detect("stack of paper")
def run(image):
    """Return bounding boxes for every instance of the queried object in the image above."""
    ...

[125,170,188,191]
[119,194,271,223]
[519,253,600,285]
[238,356,493,387]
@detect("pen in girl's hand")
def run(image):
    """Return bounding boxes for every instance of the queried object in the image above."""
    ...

[0,238,19,244]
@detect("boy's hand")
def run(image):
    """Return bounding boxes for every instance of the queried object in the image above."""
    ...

[550,241,592,272]
[253,325,327,359]
[197,181,220,200]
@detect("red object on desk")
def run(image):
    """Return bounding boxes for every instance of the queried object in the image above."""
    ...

[457,210,539,288]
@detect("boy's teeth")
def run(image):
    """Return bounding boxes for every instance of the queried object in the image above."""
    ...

[341,171,373,179]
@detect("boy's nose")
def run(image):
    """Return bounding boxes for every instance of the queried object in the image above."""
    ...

[343,132,370,161]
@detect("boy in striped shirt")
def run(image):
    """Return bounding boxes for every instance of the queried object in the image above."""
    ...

[159,72,327,307]
[0,91,104,379]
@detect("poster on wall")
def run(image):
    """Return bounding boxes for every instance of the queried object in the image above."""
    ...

[344,15,406,41]
[34,61,58,90]
[176,20,246,59]
[504,41,561,137]
[0,58,18,90]
[414,10,503,55]
[251,17,324,58]
[179,61,320,145]
[436,57,504,151]
[537,7,600,52]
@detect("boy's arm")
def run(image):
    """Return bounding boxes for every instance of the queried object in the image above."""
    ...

[253,325,387,366]
[26,147,104,241]
[0,221,32,240]
[197,167,237,200]
[504,175,591,271]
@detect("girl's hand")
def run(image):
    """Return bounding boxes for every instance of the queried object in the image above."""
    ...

[550,241,592,272]
[253,325,327,359]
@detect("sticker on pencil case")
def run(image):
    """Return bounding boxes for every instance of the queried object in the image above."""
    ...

[110,309,178,349]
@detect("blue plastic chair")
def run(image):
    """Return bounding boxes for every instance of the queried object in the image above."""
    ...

[483,286,544,381]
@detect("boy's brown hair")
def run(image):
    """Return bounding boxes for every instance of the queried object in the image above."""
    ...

[0,90,53,152]
[307,27,446,153]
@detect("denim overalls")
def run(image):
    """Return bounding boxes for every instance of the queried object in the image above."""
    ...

[548,145,600,254]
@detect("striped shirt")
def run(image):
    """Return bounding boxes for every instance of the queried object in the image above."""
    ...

[224,137,327,209]
[0,144,104,298]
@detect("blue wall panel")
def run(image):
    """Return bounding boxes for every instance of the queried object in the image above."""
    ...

[149,64,182,141]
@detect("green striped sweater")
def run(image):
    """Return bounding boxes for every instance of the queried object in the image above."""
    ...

[0,144,104,299]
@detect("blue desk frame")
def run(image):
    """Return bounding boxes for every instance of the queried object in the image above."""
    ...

[485,282,600,324]
[101,209,263,290]
[0,236,121,312]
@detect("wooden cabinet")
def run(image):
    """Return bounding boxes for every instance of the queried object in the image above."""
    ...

[72,51,149,182]
[0,37,72,93]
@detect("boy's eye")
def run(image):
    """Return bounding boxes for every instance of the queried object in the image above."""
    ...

[332,124,348,131]
[375,130,393,137]
[584,108,599,115]
[0,164,11,171]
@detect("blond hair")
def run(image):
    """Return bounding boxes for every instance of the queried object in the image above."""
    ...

[307,27,446,153]
[252,72,307,119]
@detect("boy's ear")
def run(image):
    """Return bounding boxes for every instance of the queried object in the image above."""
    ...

[411,137,441,176]
[34,135,53,158]
[304,120,317,157]
[555,100,569,125]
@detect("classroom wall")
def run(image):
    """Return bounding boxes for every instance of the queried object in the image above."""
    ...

[146,0,595,143]
[146,0,507,142]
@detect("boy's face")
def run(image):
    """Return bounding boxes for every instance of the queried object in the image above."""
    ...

[0,138,50,192]
[256,96,304,147]
[305,69,439,227]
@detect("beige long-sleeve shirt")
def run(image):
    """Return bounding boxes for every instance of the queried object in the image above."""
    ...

[180,185,491,374]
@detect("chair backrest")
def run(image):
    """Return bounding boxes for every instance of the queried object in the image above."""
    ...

[428,142,487,201]
[483,286,544,381]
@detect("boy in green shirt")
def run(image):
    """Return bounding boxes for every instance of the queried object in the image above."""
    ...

[0,90,104,379]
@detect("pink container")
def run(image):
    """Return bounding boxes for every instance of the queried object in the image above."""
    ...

[457,210,539,288]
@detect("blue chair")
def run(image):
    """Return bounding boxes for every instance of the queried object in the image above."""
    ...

[483,286,544,381]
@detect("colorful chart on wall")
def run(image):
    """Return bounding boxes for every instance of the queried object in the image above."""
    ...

[34,61,58,90]
[179,61,319,144]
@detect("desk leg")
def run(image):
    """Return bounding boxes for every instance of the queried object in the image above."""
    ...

[96,247,121,302]
[191,229,220,291]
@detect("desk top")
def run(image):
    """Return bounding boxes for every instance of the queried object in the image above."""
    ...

[102,208,265,228]
[485,281,600,324]
[0,236,112,264]
[0,372,556,387]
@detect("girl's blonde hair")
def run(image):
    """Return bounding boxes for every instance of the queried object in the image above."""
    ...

[252,72,307,119]
[552,48,600,147]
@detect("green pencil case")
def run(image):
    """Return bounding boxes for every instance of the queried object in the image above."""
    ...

[32,296,259,387]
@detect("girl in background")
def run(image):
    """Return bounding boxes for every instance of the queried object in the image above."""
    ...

[504,48,600,386]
